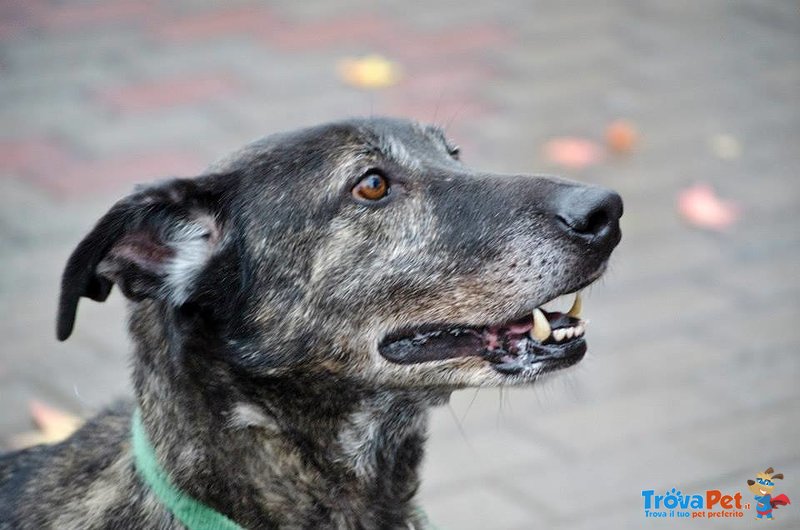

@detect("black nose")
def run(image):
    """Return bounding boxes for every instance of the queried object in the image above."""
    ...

[555,186,623,245]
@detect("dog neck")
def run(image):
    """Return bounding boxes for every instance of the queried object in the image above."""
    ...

[129,302,447,528]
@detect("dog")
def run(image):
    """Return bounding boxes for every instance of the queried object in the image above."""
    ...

[746,467,791,520]
[0,117,622,529]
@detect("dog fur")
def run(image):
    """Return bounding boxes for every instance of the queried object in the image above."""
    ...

[0,117,621,529]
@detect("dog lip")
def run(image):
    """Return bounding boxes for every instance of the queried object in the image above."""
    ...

[377,262,610,370]
[377,299,588,369]
[490,338,587,375]
[378,328,484,364]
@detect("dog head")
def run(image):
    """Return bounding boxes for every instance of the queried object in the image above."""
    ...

[58,117,622,390]
[748,468,784,496]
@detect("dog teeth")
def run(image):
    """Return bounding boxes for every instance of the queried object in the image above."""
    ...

[533,322,586,343]
[531,308,551,342]
[531,294,587,343]
[567,291,582,318]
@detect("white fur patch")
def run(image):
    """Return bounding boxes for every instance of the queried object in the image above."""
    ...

[228,402,270,429]
[335,393,428,480]
[164,215,220,305]
[384,136,420,170]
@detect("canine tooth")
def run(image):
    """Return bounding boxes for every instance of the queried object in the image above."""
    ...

[565,327,574,339]
[553,328,567,342]
[567,292,582,318]
[574,324,585,337]
[531,308,551,342]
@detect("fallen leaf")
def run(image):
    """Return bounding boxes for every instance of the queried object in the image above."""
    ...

[338,54,401,89]
[542,137,604,169]
[677,183,740,231]
[9,401,83,449]
[605,119,638,154]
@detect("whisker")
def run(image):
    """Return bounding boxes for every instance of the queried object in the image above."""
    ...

[460,387,481,424]
[447,402,471,446]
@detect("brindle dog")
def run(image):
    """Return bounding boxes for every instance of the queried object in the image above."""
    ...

[0,117,622,529]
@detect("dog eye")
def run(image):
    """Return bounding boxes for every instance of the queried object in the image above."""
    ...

[352,171,390,202]
[448,145,460,160]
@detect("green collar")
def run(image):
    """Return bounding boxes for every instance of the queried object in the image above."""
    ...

[131,409,244,530]
[132,409,440,530]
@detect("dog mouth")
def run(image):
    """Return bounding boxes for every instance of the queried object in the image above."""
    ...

[378,291,587,376]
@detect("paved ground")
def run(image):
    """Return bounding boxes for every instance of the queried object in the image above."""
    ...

[1,1,799,528]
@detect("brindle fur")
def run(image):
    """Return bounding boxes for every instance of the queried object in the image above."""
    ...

[0,117,621,529]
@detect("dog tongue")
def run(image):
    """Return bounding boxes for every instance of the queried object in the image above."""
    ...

[484,321,532,349]
[484,328,501,350]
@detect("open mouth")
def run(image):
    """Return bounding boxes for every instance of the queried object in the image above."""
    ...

[378,292,588,376]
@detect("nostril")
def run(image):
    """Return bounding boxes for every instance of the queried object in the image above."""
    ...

[556,208,610,236]
[585,209,610,235]
[554,187,622,241]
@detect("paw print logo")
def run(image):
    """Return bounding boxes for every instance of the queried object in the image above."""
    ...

[661,488,683,509]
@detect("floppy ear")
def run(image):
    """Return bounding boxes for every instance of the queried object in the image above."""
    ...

[57,176,229,341]
[765,467,774,475]
[772,473,784,480]
[747,480,755,485]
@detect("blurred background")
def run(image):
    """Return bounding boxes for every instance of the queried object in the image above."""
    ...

[1,1,798,528]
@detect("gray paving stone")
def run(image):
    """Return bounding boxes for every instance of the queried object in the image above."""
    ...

[420,480,549,530]
[420,407,559,495]
[496,431,723,521]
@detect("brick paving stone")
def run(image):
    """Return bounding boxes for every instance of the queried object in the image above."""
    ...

[0,1,799,528]
[153,6,281,41]
[95,74,242,112]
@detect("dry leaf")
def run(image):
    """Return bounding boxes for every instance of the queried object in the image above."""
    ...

[338,54,401,89]
[605,120,638,154]
[543,137,604,169]
[9,400,83,449]
[677,183,740,231]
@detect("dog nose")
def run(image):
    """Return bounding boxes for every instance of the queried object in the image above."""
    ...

[555,186,623,244]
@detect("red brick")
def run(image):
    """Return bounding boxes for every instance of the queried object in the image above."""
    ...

[95,75,241,112]
[154,6,281,41]
[33,151,206,197]
[0,138,75,178]
[0,1,39,40]
[396,63,498,98]
[380,24,510,63]
[29,0,158,32]
[0,138,205,198]
[266,14,395,51]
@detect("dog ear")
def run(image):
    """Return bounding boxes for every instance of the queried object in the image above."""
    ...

[57,175,230,341]
[772,473,783,480]
[764,467,774,475]
[747,480,755,486]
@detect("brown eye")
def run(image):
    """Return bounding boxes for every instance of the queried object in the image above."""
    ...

[352,172,390,202]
